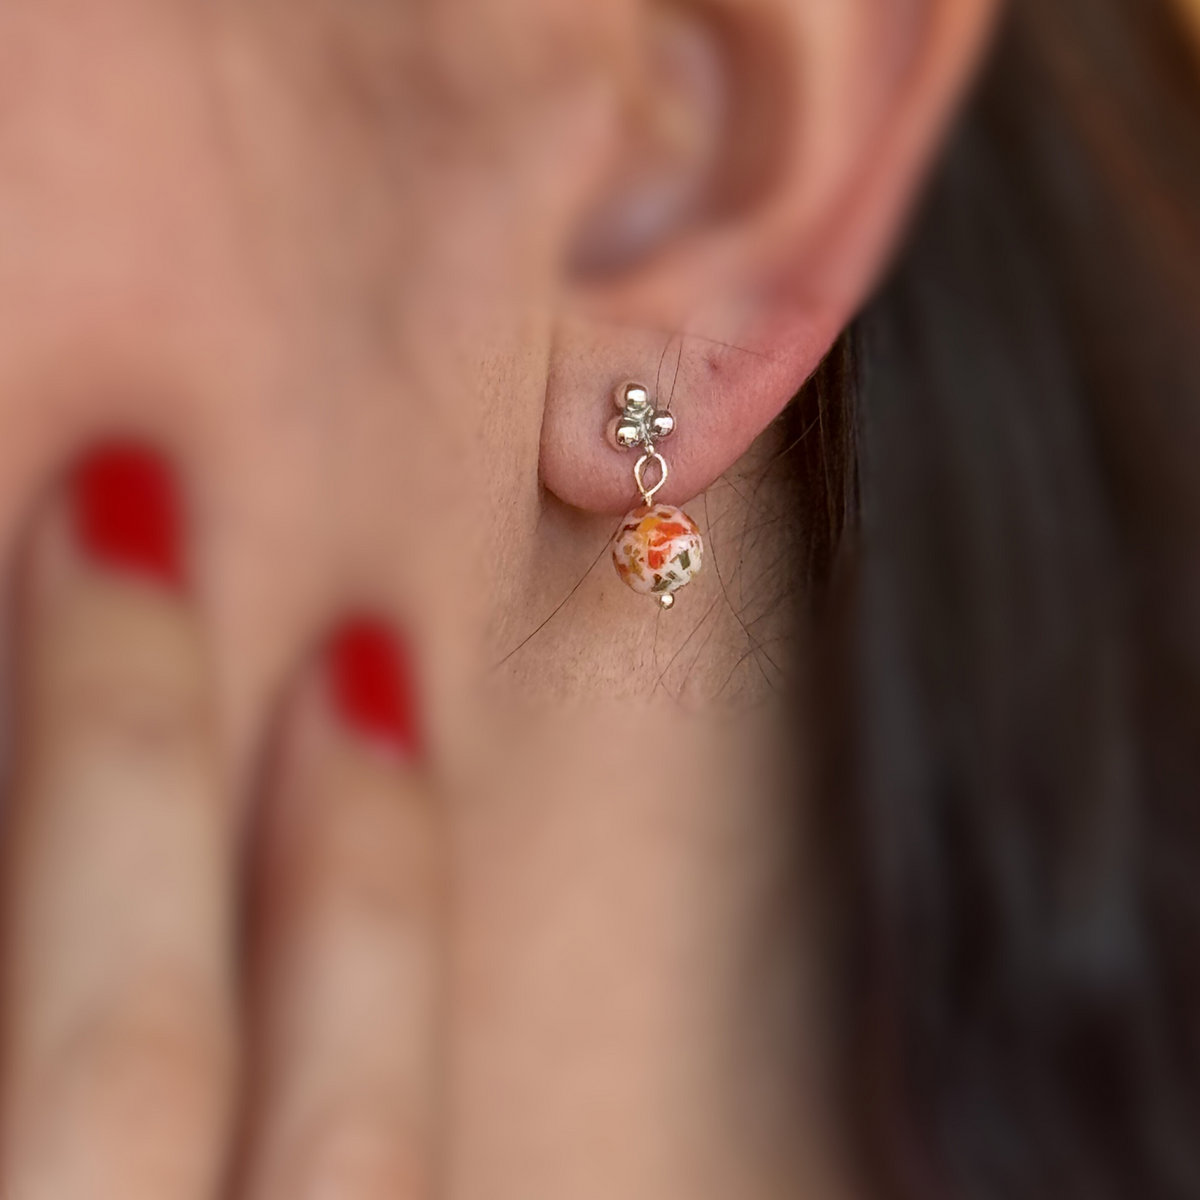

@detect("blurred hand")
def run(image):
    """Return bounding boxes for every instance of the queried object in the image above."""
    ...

[1,445,441,1199]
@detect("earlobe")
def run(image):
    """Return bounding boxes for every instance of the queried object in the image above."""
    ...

[540,0,1000,516]
[542,295,844,516]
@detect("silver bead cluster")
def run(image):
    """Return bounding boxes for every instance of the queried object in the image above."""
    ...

[606,382,675,452]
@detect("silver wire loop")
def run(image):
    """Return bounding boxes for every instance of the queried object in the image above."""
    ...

[634,451,669,506]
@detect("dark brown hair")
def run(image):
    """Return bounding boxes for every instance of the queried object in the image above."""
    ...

[787,1,1200,1194]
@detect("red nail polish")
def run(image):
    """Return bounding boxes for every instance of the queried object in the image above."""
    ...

[71,442,185,587]
[328,618,422,759]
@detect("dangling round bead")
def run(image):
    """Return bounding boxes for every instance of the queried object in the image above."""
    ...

[612,504,703,601]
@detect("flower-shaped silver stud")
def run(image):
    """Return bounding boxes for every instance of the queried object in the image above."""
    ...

[606,382,676,452]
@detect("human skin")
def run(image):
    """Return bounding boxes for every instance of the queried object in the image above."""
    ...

[0,2,996,1198]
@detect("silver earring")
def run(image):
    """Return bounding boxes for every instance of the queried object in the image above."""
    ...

[607,382,703,610]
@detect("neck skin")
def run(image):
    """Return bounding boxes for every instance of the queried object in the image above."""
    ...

[449,696,848,1200]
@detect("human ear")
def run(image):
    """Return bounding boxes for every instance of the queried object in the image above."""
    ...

[541,0,1000,515]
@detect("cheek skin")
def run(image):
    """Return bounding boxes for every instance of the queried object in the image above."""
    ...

[0,0,622,769]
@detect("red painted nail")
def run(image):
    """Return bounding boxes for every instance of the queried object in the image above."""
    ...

[70,442,185,588]
[327,618,422,759]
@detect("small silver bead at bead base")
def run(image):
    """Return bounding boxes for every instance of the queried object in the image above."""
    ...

[649,411,676,441]
[658,593,676,610]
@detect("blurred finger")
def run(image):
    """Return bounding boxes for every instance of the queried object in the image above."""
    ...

[238,618,440,1200]
[0,443,236,1198]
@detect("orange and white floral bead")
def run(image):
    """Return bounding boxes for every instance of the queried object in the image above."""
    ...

[612,504,703,598]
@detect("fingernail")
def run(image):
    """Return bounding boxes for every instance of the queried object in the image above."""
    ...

[327,617,423,760]
[70,441,186,588]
